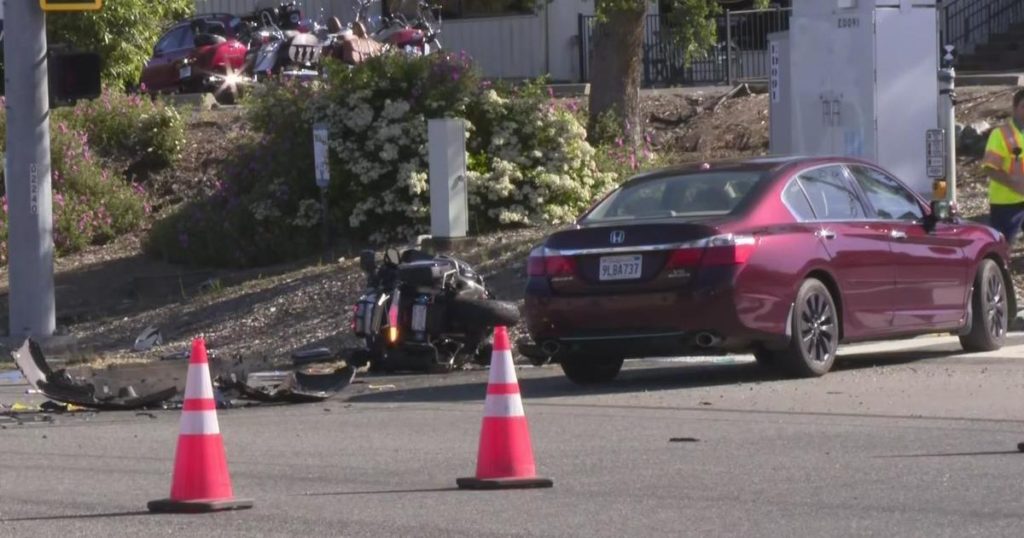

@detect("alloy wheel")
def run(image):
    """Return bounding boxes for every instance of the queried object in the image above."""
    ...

[985,270,1007,340]
[799,291,836,364]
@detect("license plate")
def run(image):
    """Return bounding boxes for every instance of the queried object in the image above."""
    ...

[411,304,427,331]
[599,255,643,281]
[179,66,192,79]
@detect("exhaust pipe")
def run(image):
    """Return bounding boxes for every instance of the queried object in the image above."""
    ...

[695,332,722,348]
[541,340,561,357]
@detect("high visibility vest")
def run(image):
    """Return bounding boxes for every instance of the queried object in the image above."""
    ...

[984,123,1024,205]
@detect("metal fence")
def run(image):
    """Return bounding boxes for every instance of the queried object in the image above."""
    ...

[942,0,1024,55]
[579,7,791,87]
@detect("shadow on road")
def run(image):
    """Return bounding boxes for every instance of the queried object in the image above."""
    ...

[348,349,956,405]
[300,487,460,497]
[2,510,152,523]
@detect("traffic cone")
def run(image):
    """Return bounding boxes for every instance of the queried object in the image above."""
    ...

[457,326,553,490]
[148,337,253,513]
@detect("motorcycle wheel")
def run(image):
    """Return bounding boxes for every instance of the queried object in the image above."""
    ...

[449,298,520,330]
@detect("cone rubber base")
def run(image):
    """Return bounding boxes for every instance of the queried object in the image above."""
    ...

[457,476,553,490]
[147,497,254,513]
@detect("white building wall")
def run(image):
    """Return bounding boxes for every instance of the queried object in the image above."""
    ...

[441,16,546,79]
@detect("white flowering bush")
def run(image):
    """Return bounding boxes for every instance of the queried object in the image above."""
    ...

[146,54,616,266]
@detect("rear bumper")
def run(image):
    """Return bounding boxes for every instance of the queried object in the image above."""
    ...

[523,284,784,358]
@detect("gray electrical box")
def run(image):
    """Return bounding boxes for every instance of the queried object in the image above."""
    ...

[773,0,939,197]
[768,31,791,155]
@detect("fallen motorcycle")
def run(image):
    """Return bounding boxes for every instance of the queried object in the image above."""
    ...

[350,247,520,373]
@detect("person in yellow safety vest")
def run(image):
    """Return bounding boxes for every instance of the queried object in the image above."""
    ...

[983,89,1024,244]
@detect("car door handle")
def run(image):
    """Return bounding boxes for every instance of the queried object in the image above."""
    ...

[816,229,836,240]
[889,230,907,240]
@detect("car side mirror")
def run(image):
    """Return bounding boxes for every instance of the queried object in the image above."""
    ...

[359,250,376,273]
[924,199,952,232]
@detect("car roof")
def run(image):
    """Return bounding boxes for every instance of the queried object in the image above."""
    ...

[622,155,892,186]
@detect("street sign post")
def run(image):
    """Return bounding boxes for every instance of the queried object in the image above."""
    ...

[313,123,330,249]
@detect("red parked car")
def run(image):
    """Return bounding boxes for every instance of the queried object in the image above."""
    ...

[140,14,248,103]
[521,156,1016,384]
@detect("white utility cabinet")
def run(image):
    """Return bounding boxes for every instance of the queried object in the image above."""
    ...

[774,0,939,197]
[428,118,469,239]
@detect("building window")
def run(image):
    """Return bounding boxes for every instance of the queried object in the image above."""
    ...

[386,0,536,19]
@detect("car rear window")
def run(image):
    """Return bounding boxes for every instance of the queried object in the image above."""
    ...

[581,171,765,223]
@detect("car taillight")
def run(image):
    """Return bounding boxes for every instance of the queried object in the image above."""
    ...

[527,249,576,277]
[666,234,755,270]
[665,248,703,269]
[701,234,756,266]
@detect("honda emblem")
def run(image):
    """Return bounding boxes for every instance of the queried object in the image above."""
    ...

[609,230,626,244]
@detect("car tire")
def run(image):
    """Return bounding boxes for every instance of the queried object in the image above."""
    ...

[560,355,623,385]
[449,298,521,330]
[959,259,1008,352]
[778,278,839,377]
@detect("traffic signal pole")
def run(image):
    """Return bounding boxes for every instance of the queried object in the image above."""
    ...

[4,0,57,338]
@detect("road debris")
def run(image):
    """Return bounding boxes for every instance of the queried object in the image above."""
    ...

[11,338,182,411]
[669,437,700,443]
[133,325,163,352]
[228,366,356,403]
[291,347,336,367]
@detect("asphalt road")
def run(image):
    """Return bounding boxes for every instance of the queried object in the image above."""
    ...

[3,335,1024,537]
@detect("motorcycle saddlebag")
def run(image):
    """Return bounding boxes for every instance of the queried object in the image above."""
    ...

[353,293,384,337]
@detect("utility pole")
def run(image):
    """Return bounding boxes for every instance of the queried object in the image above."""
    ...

[938,45,957,204]
[5,0,56,338]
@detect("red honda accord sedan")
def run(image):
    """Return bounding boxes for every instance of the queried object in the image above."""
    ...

[521,156,1016,384]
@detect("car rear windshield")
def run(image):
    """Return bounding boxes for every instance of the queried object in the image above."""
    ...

[581,170,766,223]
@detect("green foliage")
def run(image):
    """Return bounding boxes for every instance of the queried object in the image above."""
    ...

[45,0,194,90]
[59,89,185,173]
[0,110,149,265]
[595,0,771,62]
[145,53,619,267]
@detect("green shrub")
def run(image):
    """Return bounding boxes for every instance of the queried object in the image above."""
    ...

[0,111,148,265]
[59,90,185,173]
[146,52,618,266]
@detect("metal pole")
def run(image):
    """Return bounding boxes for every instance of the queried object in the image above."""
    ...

[939,66,957,203]
[5,0,56,338]
[320,185,329,250]
[725,10,734,86]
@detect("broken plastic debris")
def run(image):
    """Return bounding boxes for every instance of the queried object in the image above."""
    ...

[10,402,38,412]
[229,367,356,403]
[292,347,335,366]
[133,326,163,352]
[11,338,178,411]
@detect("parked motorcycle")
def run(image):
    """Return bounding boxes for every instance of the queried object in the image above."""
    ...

[375,0,443,56]
[350,247,520,373]
[240,1,323,82]
[323,0,441,67]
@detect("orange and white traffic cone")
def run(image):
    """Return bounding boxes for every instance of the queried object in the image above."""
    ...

[457,326,553,489]
[148,337,253,513]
